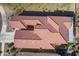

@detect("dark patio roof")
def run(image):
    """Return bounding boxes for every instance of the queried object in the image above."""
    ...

[19,10,75,17]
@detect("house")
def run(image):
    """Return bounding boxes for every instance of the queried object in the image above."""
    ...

[8,15,74,50]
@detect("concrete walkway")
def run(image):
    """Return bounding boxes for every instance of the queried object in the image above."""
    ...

[0,6,7,34]
[0,6,14,42]
[1,42,5,56]
[0,6,6,56]
[0,6,14,56]
[0,32,15,42]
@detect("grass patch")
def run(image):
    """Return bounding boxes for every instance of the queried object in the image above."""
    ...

[0,3,71,12]
[76,27,79,33]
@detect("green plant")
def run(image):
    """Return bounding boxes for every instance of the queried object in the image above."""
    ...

[67,43,73,48]
[55,44,68,56]
[57,44,66,49]
[7,42,14,47]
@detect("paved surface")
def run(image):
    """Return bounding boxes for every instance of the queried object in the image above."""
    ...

[0,32,15,42]
[0,6,14,56]
[1,42,5,56]
[0,6,14,42]
[0,6,7,34]
[16,52,60,56]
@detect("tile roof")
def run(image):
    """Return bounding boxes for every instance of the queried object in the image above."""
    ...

[35,24,47,29]
[9,16,72,49]
[14,30,41,40]
[10,16,46,21]
[9,21,26,29]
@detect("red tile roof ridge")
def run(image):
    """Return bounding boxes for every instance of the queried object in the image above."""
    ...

[47,16,59,26]
[59,33,67,43]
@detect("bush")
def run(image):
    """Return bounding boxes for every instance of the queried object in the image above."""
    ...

[56,44,66,49]
[8,42,14,47]
[55,44,68,56]
[67,43,73,48]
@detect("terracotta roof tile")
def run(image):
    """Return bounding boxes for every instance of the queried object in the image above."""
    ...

[9,16,72,49]
[14,30,41,40]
